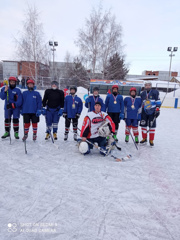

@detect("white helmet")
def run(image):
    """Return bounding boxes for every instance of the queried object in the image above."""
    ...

[144,81,152,87]
[79,141,89,154]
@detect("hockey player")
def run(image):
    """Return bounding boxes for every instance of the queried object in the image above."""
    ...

[85,86,105,112]
[21,79,42,141]
[140,82,161,146]
[42,81,64,140]
[124,87,142,143]
[63,86,83,141]
[80,101,115,155]
[0,76,22,139]
[105,85,124,141]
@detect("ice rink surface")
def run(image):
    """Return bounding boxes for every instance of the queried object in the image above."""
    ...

[0,91,180,240]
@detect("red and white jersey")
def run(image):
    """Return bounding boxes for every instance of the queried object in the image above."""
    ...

[64,88,69,97]
[80,111,115,139]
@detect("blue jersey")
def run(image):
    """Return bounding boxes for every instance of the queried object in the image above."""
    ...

[0,86,22,110]
[22,90,42,114]
[85,95,105,112]
[105,94,124,113]
[64,95,83,118]
[124,96,142,119]
[140,89,161,115]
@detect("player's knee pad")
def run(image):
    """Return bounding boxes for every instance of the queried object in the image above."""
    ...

[13,118,19,123]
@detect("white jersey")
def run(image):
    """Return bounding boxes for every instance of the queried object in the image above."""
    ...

[80,111,115,139]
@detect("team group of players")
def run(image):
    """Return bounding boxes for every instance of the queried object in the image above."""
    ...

[0,76,161,155]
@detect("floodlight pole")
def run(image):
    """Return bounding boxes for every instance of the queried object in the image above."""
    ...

[49,41,58,81]
[167,47,178,91]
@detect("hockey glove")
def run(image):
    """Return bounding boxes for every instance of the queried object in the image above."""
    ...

[76,113,80,119]
[58,108,63,117]
[36,109,41,117]
[7,103,16,109]
[41,108,47,116]
[63,113,67,118]
[119,113,124,120]
[154,107,160,118]
[86,98,91,103]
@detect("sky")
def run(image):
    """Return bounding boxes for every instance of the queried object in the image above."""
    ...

[0,0,180,75]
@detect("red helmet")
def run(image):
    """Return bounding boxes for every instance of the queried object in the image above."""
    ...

[9,76,17,82]
[112,85,119,90]
[27,79,35,85]
[130,87,137,92]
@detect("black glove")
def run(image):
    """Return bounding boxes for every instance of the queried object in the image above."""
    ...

[76,114,80,119]
[7,103,16,109]
[154,107,160,118]
[63,113,67,118]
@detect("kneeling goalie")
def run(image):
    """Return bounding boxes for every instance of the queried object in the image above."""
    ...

[79,102,115,155]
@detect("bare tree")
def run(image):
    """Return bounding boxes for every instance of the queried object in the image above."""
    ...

[75,6,123,77]
[15,5,50,84]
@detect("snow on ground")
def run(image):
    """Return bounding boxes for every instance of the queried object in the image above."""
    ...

[0,93,180,240]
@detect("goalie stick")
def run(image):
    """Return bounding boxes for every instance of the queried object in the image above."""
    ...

[85,138,131,162]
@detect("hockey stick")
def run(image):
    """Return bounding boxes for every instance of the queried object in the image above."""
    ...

[84,138,127,161]
[23,115,27,154]
[87,87,90,112]
[47,126,54,144]
[6,89,11,145]
[125,121,138,150]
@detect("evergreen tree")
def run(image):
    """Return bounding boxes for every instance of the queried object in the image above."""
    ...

[69,57,89,89]
[105,53,129,80]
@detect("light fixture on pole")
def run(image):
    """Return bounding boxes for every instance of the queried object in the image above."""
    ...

[167,47,178,91]
[49,41,58,81]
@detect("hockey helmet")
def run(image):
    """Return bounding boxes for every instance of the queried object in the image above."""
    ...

[70,86,77,93]
[130,87,137,92]
[112,85,119,90]
[27,79,35,85]
[94,101,102,107]
[144,81,152,87]
[8,76,17,82]
[79,141,89,154]
[93,86,99,92]
[129,87,137,96]
[51,81,58,87]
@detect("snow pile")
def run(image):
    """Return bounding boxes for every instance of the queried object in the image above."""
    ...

[77,86,88,94]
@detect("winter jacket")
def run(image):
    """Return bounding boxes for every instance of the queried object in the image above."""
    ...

[0,86,22,110]
[105,94,124,113]
[42,89,64,109]
[85,95,105,112]
[22,90,42,114]
[124,96,142,119]
[63,94,83,118]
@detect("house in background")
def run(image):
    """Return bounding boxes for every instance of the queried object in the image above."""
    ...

[2,60,49,86]
[142,70,178,81]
